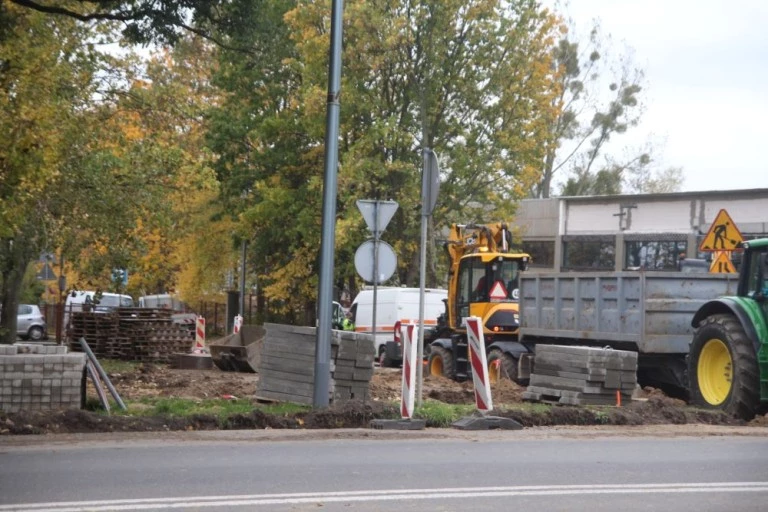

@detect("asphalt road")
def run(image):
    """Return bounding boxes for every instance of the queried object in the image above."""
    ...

[1,426,767,511]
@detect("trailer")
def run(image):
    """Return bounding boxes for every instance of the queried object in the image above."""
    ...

[514,239,768,419]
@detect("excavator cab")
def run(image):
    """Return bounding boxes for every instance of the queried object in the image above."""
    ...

[453,254,528,334]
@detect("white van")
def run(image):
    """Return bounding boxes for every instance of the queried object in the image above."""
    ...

[349,287,447,365]
[137,294,185,310]
[64,290,134,328]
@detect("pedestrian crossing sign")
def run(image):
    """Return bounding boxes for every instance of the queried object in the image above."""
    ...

[699,209,744,252]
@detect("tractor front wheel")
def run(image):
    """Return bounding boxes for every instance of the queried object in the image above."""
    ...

[688,314,760,419]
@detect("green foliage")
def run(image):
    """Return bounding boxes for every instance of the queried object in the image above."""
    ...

[0,5,105,342]
[6,0,257,47]
[207,0,563,317]
[18,262,45,304]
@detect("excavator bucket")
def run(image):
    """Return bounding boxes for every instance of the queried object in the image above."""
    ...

[209,325,264,373]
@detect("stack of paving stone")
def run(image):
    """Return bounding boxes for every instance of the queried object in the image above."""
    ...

[331,335,376,402]
[0,343,85,412]
[522,345,637,406]
[256,323,375,405]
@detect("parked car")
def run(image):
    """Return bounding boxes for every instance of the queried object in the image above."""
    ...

[17,304,47,341]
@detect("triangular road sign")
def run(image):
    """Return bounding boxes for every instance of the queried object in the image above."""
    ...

[709,251,737,274]
[699,209,744,252]
[489,281,507,300]
[356,200,399,234]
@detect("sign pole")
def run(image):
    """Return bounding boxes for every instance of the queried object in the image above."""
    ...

[416,150,429,406]
[372,201,379,344]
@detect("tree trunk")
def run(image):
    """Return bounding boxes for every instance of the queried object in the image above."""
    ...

[0,239,30,345]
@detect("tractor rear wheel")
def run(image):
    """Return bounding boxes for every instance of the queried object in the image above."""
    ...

[688,314,760,419]
[487,349,518,385]
[427,346,455,380]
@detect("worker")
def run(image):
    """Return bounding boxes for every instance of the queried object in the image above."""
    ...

[473,275,487,301]
[503,266,518,299]
[342,311,355,331]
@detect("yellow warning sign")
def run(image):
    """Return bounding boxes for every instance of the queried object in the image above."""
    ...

[699,209,744,252]
[709,251,737,274]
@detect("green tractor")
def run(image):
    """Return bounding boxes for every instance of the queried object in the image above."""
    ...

[688,238,768,419]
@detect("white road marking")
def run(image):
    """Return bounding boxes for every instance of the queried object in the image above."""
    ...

[2,482,768,511]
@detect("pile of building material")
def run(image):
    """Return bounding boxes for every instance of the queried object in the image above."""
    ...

[0,343,85,412]
[68,308,193,363]
[522,345,637,406]
[256,323,375,405]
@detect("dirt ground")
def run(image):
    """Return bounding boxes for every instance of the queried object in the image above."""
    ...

[1,363,767,435]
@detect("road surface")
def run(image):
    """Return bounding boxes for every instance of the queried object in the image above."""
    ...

[1,425,767,511]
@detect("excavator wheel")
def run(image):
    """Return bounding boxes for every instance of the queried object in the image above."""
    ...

[487,349,519,385]
[378,347,395,368]
[427,346,455,380]
[688,314,760,420]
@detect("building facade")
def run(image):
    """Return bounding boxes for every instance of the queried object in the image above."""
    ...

[515,188,768,272]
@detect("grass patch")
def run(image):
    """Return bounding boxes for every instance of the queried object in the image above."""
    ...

[117,397,311,420]
[257,402,311,416]
[123,397,255,419]
[414,400,475,427]
[98,359,141,375]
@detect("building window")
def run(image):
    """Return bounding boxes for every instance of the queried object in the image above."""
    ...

[625,240,687,270]
[562,239,615,270]
[522,241,555,268]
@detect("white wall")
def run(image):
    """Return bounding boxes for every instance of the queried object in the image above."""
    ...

[563,194,768,236]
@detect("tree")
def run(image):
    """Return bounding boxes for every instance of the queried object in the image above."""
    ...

[206,0,563,320]
[536,22,666,198]
[0,5,105,343]
[0,6,222,342]
[113,38,221,298]
[5,0,252,47]
[561,148,684,196]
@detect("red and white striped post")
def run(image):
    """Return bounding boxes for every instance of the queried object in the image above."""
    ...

[400,323,418,419]
[466,316,493,413]
[192,316,206,352]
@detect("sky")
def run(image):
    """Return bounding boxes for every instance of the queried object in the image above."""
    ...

[545,0,768,193]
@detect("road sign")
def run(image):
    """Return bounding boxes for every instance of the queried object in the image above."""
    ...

[699,209,744,252]
[354,239,397,284]
[421,150,440,216]
[710,251,737,274]
[489,281,507,301]
[356,200,398,234]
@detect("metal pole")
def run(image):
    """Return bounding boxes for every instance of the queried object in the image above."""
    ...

[240,240,247,317]
[313,0,344,408]
[79,337,127,410]
[372,201,378,346]
[416,149,428,406]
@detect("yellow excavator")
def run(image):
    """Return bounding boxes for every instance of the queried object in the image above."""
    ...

[426,222,531,383]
